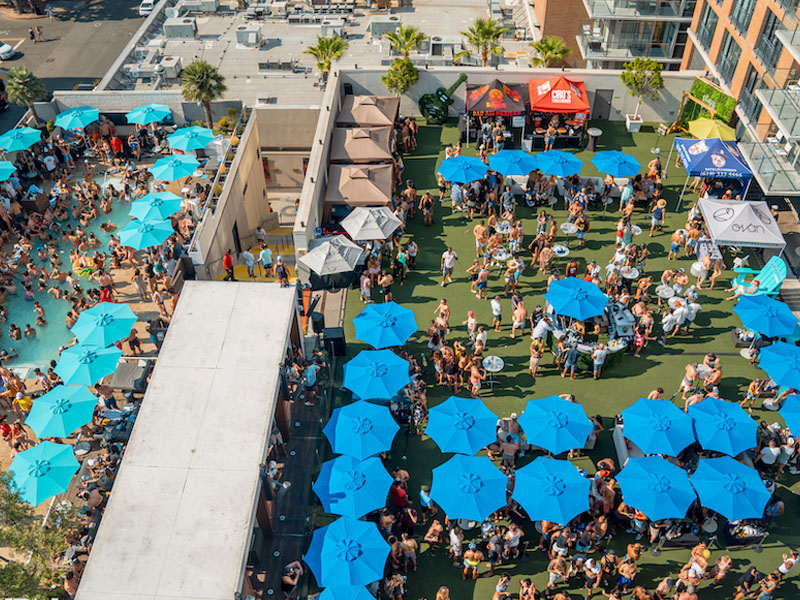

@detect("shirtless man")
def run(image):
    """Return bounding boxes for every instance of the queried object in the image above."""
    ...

[475,264,490,300]
[683,388,704,412]
[500,434,520,468]
[678,363,698,400]
[462,542,484,580]
[546,554,568,593]
[511,301,527,339]
[473,220,488,258]
[378,272,394,302]
[468,357,484,398]
[668,229,685,261]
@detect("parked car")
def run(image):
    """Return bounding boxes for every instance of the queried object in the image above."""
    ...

[138,0,155,16]
[0,41,15,61]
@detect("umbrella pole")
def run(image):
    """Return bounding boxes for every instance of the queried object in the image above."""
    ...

[675,175,690,211]
[466,117,470,149]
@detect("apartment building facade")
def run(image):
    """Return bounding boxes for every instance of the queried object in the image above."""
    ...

[681,0,800,195]
[532,0,694,70]
[575,0,695,69]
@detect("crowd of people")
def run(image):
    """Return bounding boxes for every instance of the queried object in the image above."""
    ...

[309,114,800,600]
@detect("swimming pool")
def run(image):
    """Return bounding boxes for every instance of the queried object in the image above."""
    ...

[3,175,137,374]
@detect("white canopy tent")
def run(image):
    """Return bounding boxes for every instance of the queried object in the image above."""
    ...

[698,198,786,250]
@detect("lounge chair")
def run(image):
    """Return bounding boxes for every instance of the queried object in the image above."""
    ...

[731,256,787,297]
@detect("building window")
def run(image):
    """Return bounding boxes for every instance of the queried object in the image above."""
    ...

[739,64,763,126]
[716,32,742,86]
[777,0,800,11]
[696,2,718,51]
[755,11,781,70]
[729,0,756,36]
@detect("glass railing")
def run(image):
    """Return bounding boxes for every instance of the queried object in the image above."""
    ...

[756,67,800,137]
[583,0,691,19]
[578,34,677,60]
[738,140,800,193]
[778,0,800,11]
[777,10,800,61]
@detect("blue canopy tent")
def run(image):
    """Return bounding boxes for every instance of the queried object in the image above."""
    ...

[666,138,753,210]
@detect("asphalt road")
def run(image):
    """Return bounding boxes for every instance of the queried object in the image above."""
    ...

[0,0,145,129]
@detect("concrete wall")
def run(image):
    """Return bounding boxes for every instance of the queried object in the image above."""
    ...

[340,67,701,123]
[190,113,270,279]
[46,91,243,126]
[293,78,341,254]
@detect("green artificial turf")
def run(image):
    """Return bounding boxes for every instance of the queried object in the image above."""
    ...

[328,120,800,599]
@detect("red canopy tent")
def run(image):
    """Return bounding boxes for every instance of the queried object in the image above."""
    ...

[528,76,591,114]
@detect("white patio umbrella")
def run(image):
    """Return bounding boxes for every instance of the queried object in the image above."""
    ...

[298,235,364,275]
[341,206,402,241]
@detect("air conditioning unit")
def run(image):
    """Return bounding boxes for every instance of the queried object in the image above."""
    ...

[126,63,163,80]
[320,18,345,38]
[163,17,197,39]
[159,55,183,78]
[236,24,262,47]
[271,0,287,16]
[366,15,400,39]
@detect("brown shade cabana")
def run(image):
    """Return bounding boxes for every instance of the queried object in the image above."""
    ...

[325,164,394,206]
[336,95,400,127]
[330,127,393,163]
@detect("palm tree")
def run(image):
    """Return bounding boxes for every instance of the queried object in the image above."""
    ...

[5,67,46,126]
[304,35,349,79]
[385,25,426,59]
[529,36,572,67]
[456,18,508,67]
[181,60,227,129]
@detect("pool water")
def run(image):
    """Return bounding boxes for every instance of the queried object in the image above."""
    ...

[3,175,136,374]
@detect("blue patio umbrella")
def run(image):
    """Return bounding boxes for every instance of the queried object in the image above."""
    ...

[312,455,393,519]
[544,278,608,321]
[130,191,183,221]
[0,161,16,181]
[690,456,771,521]
[430,454,507,521]
[759,342,800,389]
[9,441,80,505]
[167,126,215,152]
[488,150,538,176]
[319,586,376,600]
[536,150,582,177]
[590,150,642,178]
[621,398,695,456]
[0,127,42,152]
[425,396,498,455]
[71,302,138,347]
[126,103,171,125]
[25,385,98,439]
[734,295,798,338]
[518,395,594,455]
[149,154,199,181]
[353,301,417,349]
[119,218,174,250]
[513,457,590,524]
[436,155,488,184]
[616,456,696,521]
[323,400,400,459]
[688,396,757,456]
[779,395,800,436]
[55,106,99,130]
[54,343,122,385]
[304,517,390,587]
[342,350,410,400]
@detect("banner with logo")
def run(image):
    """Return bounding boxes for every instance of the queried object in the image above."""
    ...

[528,76,591,114]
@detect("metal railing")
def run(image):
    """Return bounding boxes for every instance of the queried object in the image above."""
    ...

[738,85,763,126]
[582,0,693,19]
[739,139,800,193]
[755,35,782,70]
[578,34,677,60]
[756,67,800,137]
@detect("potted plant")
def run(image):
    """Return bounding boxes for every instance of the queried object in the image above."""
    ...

[620,57,664,133]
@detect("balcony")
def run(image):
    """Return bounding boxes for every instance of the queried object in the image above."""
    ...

[577,34,681,62]
[777,13,800,65]
[755,35,782,70]
[739,139,800,195]
[755,68,800,138]
[581,0,693,20]
[738,86,763,127]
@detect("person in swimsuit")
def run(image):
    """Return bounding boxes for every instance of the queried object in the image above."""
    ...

[462,542,483,580]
